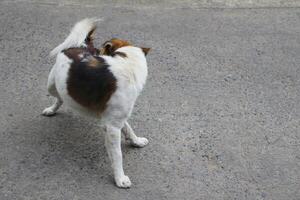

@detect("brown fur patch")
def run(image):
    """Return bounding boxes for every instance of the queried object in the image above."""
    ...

[88,56,101,67]
[100,38,131,56]
[86,28,96,42]
[85,28,99,55]
[141,47,151,56]
[64,49,117,114]
[63,48,85,62]
[63,47,99,62]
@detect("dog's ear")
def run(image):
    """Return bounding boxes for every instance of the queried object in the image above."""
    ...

[104,42,113,53]
[100,39,132,56]
[100,41,113,55]
[141,47,151,56]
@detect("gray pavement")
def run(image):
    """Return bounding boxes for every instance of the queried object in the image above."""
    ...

[0,1,300,199]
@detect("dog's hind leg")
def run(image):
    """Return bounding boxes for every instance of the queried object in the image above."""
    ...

[122,121,149,148]
[42,66,63,116]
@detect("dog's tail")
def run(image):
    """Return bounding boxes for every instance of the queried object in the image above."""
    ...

[50,18,101,57]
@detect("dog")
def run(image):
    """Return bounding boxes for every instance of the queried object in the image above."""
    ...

[42,18,150,188]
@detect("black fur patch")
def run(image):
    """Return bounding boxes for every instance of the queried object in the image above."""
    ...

[64,48,117,113]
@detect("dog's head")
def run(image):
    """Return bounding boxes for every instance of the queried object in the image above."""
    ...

[100,38,150,56]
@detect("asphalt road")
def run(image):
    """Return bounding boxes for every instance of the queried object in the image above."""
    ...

[0,1,300,199]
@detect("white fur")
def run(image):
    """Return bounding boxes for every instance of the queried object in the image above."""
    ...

[43,19,149,188]
[50,18,100,57]
[101,47,148,127]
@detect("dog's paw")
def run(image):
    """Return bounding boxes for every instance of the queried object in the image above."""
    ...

[115,175,132,188]
[131,137,149,148]
[42,107,56,116]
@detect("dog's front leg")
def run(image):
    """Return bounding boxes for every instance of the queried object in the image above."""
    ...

[105,125,131,188]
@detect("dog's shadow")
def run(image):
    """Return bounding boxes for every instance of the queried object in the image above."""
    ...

[15,111,117,184]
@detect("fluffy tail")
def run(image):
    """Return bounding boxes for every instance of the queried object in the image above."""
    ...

[50,18,101,57]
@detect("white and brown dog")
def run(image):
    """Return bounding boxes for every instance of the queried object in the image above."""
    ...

[42,18,150,188]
